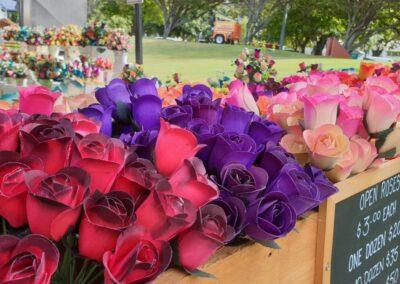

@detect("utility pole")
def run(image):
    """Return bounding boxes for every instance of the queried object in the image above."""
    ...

[279,2,289,51]
[135,2,143,64]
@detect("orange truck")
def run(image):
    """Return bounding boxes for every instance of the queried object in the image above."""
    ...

[212,20,242,44]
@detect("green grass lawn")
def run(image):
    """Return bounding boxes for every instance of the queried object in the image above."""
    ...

[128,39,360,82]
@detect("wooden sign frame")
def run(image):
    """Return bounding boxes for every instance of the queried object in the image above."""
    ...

[315,158,400,283]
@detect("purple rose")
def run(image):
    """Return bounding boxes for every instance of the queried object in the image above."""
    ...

[258,143,296,181]
[161,105,193,128]
[95,78,131,107]
[218,163,268,206]
[131,95,162,131]
[220,105,253,134]
[192,100,221,125]
[212,195,246,237]
[304,164,338,201]
[176,84,213,107]
[268,163,320,216]
[128,78,158,98]
[207,132,261,174]
[248,119,285,147]
[120,130,158,159]
[245,192,296,241]
[78,104,113,136]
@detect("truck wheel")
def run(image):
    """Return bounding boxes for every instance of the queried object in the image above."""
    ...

[215,35,225,44]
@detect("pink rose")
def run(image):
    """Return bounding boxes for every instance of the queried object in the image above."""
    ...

[303,93,341,130]
[365,76,398,94]
[19,86,60,116]
[326,143,358,182]
[336,103,364,137]
[302,74,348,96]
[350,136,377,174]
[366,93,400,133]
[223,80,260,115]
[303,124,349,170]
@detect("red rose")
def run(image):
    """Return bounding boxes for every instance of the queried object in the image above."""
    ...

[177,204,235,271]
[63,112,101,137]
[103,227,172,284]
[135,180,197,241]
[79,191,136,261]
[19,85,61,116]
[73,133,126,193]
[111,153,160,204]
[19,117,75,174]
[25,167,90,241]
[0,151,43,227]
[155,120,203,177]
[0,111,20,151]
[169,157,219,208]
[0,234,59,284]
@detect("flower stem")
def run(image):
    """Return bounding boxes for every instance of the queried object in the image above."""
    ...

[2,218,7,235]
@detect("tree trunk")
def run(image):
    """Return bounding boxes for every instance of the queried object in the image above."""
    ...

[312,35,329,56]
[372,49,383,57]
[163,22,173,39]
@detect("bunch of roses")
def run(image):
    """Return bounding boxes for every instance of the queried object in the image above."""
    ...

[43,27,57,46]
[79,78,338,251]
[233,48,285,98]
[263,68,400,182]
[81,21,108,47]
[2,26,28,42]
[55,24,82,46]
[121,64,144,83]
[25,27,44,46]
[0,84,243,282]
[106,29,131,52]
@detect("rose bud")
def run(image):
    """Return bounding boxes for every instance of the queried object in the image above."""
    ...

[207,132,260,174]
[19,117,75,174]
[245,192,296,241]
[169,157,219,208]
[303,124,350,170]
[161,105,193,128]
[128,77,158,98]
[73,133,126,193]
[103,226,172,284]
[177,204,235,271]
[63,112,101,137]
[248,119,285,147]
[219,103,253,134]
[212,195,247,237]
[120,130,158,160]
[259,142,296,181]
[0,151,43,227]
[350,136,377,174]
[299,62,307,72]
[336,103,363,138]
[218,163,268,206]
[268,163,320,216]
[111,153,159,204]
[135,180,197,241]
[302,93,341,130]
[131,94,162,131]
[176,84,213,107]
[25,167,90,241]
[0,234,59,284]
[18,85,61,116]
[365,92,400,134]
[223,82,259,116]
[155,120,203,177]
[79,191,136,261]
[0,111,20,151]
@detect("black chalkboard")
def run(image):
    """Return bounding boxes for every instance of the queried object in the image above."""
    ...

[331,173,400,284]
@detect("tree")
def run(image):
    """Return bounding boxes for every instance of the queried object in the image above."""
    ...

[337,0,400,52]
[154,0,225,38]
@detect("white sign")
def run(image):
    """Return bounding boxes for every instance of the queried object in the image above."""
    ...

[127,0,143,4]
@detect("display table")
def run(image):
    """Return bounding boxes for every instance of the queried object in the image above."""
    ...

[157,158,400,284]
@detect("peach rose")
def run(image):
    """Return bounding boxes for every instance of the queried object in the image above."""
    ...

[303,93,341,130]
[303,124,349,170]
[280,133,310,165]
[326,143,358,182]
[350,136,377,174]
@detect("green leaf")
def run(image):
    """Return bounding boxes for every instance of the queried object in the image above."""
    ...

[256,239,281,249]
[189,269,217,279]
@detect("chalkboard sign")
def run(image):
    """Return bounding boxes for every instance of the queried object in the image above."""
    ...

[316,158,400,284]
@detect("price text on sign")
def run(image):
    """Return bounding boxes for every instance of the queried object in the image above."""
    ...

[331,173,400,284]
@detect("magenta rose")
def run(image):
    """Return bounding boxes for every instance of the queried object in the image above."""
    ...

[73,133,126,193]
[336,102,364,138]
[103,226,172,284]
[0,234,59,284]
[19,85,61,116]
[19,117,75,174]
[0,151,43,227]
[63,112,101,137]
[79,191,136,261]
[135,180,197,241]
[25,167,90,241]
[177,204,235,271]
[302,93,341,130]
[0,111,20,151]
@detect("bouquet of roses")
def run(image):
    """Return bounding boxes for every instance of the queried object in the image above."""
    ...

[106,29,130,52]
[234,48,284,98]
[25,28,44,46]
[262,63,400,182]
[34,55,70,81]
[0,60,28,79]
[95,57,113,71]
[43,27,57,46]
[68,56,101,80]
[121,63,144,83]
[81,21,108,47]
[55,24,82,46]
[2,26,19,41]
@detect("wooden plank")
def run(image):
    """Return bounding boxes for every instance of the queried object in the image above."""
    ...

[315,158,400,284]
[156,211,318,284]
